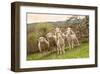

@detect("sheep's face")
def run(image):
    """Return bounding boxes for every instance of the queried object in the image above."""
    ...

[39,37,45,42]
[56,33,62,39]
[55,27,60,32]
[67,27,71,30]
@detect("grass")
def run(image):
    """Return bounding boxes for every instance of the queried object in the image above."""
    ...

[27,42,89,60]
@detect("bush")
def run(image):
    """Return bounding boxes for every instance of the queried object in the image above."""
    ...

[27,23,54,54]
[34,23,54,36]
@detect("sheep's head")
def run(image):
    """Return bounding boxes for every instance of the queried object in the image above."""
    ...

[38,37,45,42]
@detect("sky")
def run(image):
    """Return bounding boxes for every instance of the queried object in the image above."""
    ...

[27,13,85,24]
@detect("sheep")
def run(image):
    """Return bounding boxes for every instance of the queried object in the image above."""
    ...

[64,27,80,49]
[46,27,65,54]
[38,37,49,52]
[54,27,62,35]
[54,27,65,54]
[56,32,65,54]
[46,32,57,50]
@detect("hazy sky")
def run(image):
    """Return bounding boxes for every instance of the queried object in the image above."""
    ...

[27,13,85,24]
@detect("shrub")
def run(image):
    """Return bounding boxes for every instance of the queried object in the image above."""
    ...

[27,23,54,54]
[34,23,54,37]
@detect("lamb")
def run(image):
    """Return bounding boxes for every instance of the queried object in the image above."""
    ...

[46,28,65,54]
[56,32,65,54]
[38,37,49,52]
[64,27,80,49]
[46,32,57,49]
[54,27,65,54]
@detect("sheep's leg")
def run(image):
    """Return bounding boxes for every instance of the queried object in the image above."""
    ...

[60,48,62,55]
[58,47,62,55]
[68,41,71,50]
[38,42,42,52]
[76,38,80,46]
[71,40,74,49]
[62,49,65,54]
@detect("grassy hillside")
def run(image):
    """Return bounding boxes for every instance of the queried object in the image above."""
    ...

[27,42,89,60]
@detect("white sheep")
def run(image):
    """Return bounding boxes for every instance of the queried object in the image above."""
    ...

[54,27,65,54]
[38,37,49,52]
[56,32,65,54]
[64,27,80,49]
[46,32,57,48]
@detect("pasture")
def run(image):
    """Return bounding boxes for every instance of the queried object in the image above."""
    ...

[27,42,89,60]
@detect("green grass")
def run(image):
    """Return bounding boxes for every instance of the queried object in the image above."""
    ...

[27,42,89,60]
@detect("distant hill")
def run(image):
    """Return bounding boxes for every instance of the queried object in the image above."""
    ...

[27,17,84,30]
